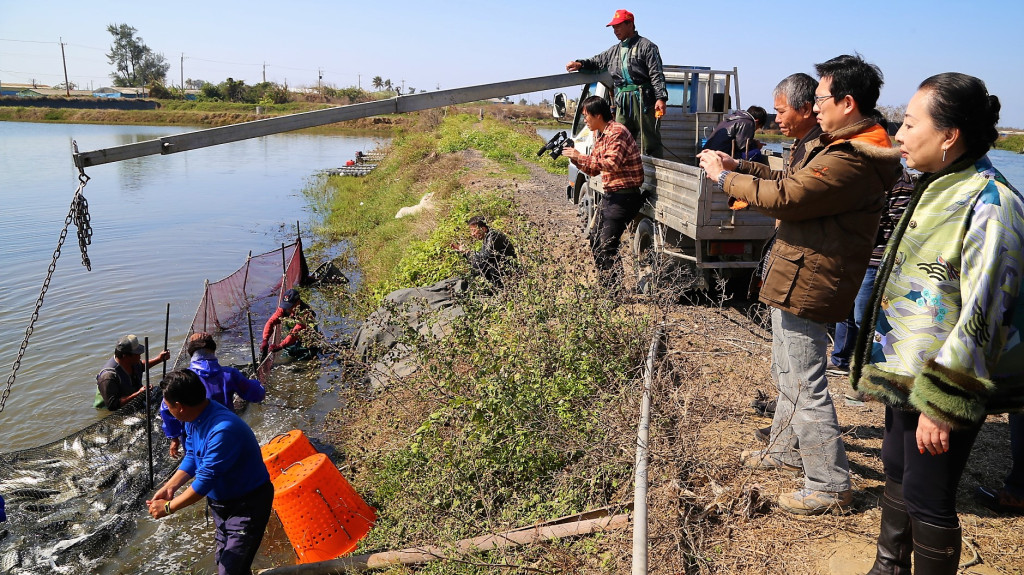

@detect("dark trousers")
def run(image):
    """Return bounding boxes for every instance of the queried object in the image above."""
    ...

[882,407,980,527]
[1007,413,1024,494]
[593,191,643,289]
[616,106,663,159]
[208,481,275,575]
[831,266,876,369]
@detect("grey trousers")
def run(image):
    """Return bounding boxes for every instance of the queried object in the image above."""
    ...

[767,308,851,492]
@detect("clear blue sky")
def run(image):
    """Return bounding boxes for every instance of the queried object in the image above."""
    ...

[2,0,1022,128]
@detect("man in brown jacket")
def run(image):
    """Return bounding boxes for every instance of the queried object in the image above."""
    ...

[699,54,901,515]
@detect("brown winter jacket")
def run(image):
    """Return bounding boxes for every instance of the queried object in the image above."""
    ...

[722,119,901,322]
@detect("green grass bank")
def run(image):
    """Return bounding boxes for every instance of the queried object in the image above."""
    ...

[301,113,648,573]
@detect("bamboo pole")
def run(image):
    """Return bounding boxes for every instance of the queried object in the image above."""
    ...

[258,512,630,574]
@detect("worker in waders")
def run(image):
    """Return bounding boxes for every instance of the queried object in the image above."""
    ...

[260,289,319,362]
[94,334,170,410]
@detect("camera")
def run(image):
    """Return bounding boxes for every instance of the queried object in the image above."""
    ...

[536,131,574,160]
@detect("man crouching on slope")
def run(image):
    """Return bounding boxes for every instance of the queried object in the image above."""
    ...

[698,54,901,515]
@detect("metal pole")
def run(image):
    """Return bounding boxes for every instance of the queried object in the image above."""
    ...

[144,337,155,489]
[280,242,287,284]
[632,326,664,575]
[163,303,170,377]
[248,310,259,377]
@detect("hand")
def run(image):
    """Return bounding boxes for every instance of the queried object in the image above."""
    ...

[153,482,177,502]
[270,343,283,353]
[566,61,582,72]
[146,498,170,519]
[561,146,580,161]
[169,438,181,459]
[697,149,727,180]
[157,349,171,363]
[916,412,951,455]
[654,100,667,117]
[259,340,269,356]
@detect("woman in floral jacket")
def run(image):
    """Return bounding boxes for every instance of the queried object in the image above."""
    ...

[852,73,1024,574]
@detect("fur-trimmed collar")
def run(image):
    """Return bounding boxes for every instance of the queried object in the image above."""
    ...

[820,118,900,160]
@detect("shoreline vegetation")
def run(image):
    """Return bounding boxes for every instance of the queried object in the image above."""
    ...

[0,97,563,134]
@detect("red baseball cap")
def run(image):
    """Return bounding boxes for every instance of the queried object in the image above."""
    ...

[607,9,634,26]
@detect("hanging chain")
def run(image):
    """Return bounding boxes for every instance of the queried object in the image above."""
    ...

[1,162,93,413]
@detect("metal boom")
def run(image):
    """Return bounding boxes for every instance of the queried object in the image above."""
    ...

[73,71,612,168]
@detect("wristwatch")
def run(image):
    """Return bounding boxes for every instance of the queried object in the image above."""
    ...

[717,170,731,190]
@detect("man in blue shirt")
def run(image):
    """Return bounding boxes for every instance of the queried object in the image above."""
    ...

[158,332,267,458]
[147,369,273,575]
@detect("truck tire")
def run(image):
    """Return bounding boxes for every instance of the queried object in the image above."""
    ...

[632,218,658,295]
[579,182,598,239]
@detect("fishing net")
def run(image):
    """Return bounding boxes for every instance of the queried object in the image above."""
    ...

[177,239,310,381]
[0,240,309,574]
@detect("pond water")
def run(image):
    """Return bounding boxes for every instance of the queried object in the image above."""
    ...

[0,121,386,572]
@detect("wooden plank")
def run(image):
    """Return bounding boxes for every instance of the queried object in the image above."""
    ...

[74,71,613,168]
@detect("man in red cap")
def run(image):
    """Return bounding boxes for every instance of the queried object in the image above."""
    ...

[566,9,667,158]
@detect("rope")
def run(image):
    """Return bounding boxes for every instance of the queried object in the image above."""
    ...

[1,153,93,413]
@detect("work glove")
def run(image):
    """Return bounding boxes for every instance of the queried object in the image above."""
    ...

[259,339,269,356]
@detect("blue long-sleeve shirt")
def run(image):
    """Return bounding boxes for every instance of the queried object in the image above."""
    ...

[178,400,269,500]
[160,351,265,439]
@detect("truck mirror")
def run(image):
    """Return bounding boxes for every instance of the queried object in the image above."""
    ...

[553,93,567,119]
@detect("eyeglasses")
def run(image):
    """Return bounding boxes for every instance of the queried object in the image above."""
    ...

[813,94,834,106]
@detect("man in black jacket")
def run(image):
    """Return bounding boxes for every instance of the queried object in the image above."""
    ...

[702,106,768,160]
[455,216,516,288]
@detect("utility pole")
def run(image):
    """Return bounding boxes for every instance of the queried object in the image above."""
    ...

[180,53,184,97]
[263,62,266,84]
[318,68,324,101]
[358,73,361,90]
[59,37,70,96]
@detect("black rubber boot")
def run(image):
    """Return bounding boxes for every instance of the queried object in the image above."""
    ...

[911,518,961,575]
[866,480,912,575]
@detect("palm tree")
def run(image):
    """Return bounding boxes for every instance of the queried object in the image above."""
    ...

[371,76,383,91]
[384,79,392,91]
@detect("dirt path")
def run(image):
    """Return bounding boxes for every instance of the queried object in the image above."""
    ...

[505,158,1022,575]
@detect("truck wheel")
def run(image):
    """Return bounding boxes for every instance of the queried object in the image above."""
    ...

[579,183,598,238]
[632,218,658,295]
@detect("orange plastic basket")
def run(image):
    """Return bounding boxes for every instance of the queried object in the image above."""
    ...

[261,430,317,481]
[272,453,376,563]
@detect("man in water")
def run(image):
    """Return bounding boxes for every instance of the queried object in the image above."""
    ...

[95,334,170,410]
[159,332,266,458]
[566,9,667,158]
[148,369,273,575]
[260,288,319,361]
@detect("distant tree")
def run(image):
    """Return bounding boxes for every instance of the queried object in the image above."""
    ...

[407,87,416,95]
[371,76,383,91]
[53,81,78,91]
[105,23,170,88]
[250,81,290,104]
[200,82,221,100]
[518,98,528,106]
[877,104,907,130]
[220,77,248,102]
[384,79,392,91]
[185,78,206,90]
[539,98,551,107]
[148,82,173,99]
